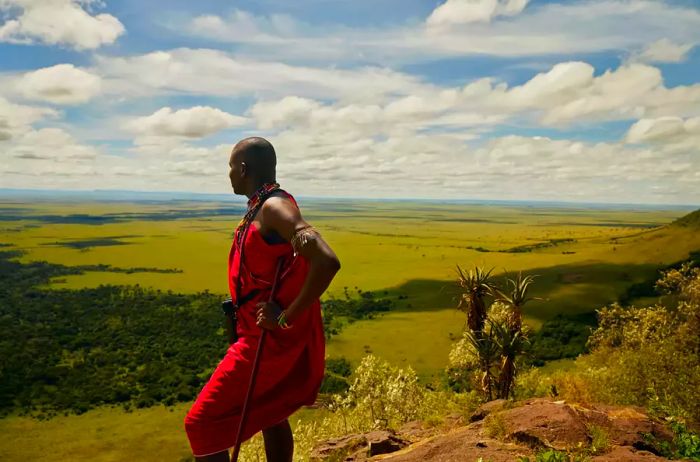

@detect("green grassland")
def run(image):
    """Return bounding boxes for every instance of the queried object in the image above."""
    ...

[2,199,697,378]
[2,198,699,460]
[0,403,324,461]
[1,200,690,294]
[0,404,196,461]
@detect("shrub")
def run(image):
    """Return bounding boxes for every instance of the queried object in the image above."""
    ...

[290,354,480,461]
[336,355,425,430]
[516,263,700,425]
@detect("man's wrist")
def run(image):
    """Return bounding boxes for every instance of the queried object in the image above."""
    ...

[285,302,300,323]
[276,309,292,329]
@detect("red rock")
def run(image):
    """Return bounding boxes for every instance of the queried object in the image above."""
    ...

[372,423,532,462]
[496,398,590,450]
[366,430,408,456]
[600,405,674,449]
[470,399,509,422]
[310,434,367,461]
[590,445,670,461]
[312,398,683,461]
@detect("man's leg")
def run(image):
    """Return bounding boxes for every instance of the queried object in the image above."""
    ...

[262,419,293,462]
[195,450,230,462]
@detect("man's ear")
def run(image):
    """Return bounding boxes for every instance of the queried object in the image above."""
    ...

[241,161,248,177]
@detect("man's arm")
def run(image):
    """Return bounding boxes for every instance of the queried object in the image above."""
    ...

[255,196,340,330]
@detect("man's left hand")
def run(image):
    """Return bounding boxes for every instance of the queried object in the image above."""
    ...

[256,301,283,331]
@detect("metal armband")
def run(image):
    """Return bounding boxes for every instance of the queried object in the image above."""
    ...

[290,225,320,256]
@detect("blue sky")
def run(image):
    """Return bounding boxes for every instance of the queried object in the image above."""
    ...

[1,0,699,204]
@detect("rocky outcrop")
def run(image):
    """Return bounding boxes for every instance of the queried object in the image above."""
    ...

[310,429,410,461]
[311,398,683,461]
[493,399,590,450]
[370,423,531,462]
[480,398,673,453]
[589,445,670,461]
[469,398,509,422]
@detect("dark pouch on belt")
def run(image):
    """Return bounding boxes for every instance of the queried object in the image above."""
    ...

[222,289,260,343]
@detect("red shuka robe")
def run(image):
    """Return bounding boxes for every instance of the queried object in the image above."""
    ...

[184,191,326,457]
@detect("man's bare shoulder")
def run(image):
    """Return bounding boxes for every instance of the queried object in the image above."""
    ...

[260,194,304,233]
[262,194,298,216]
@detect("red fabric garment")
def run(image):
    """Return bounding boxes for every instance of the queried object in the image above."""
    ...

[185,191,326,457]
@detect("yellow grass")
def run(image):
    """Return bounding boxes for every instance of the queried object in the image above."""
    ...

[0,404,323,461]
[1,199,698,461]
[2,200,693,297]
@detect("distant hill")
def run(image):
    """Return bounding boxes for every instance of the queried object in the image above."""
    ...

[671,208,700,228]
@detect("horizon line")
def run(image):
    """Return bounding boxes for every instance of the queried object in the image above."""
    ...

[0,187,697,209]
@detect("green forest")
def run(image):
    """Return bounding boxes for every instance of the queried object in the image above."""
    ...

[3,243,697,419]
[0,249,224,416]
[0,249,392,416]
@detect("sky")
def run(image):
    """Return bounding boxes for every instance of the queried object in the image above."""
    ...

[0,0,699,204]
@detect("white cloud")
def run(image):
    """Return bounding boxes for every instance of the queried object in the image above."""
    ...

[0,0,125,50]
[4,127,99,160]
[251,97,386,135]
[14,64,101,104]
[1,2,698,204]
[263,130,697,203]
[0,94,101,180]
[251,96,324,131]
[249,61,700,133]
[625,116,700,158]
[626,117,686,143]
[410,1,700,61]
[124,106,247,140]
[427,0,529,27]
[633,39,695,64]
[3,123,697,203]
[189,10,300,44]
[432,61,700,125]
[250,94,499,142]
[97,48,433,102]
[0,96,57,139]
[162,159,219,177]
[183,1,700,63]
[236,57,700,202]
[504,62,594,105]
[536,63,663,124]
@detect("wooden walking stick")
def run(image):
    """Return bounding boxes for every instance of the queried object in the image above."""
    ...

[231,257,285,462]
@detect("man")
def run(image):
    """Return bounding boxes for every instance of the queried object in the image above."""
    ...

[185,137,341,462]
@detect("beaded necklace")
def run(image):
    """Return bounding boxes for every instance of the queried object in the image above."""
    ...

[229,181,284,315]
[233,182,281,251]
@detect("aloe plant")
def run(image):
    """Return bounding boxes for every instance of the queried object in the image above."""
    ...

[463,328,501,400]
[456,265,496,338]
[490,318,530,399]
[492,271,542,333]
[454,267,540,400]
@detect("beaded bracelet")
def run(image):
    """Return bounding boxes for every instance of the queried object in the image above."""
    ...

[277,310,292,329]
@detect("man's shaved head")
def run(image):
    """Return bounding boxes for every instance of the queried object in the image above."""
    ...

[233,137,276,182]
[228,137,277,196]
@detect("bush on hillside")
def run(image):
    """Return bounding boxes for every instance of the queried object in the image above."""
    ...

[289,354,479,460]
[516,263,700,424]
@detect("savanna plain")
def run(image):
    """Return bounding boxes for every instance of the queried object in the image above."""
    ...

[1,196,697,461]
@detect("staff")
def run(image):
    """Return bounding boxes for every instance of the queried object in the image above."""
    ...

[231,257,284,462]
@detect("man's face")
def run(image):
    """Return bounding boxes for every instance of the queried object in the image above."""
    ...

[228,148,245,195]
